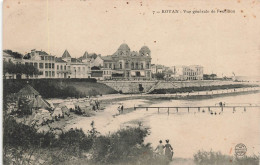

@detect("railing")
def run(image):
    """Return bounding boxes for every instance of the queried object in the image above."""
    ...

[134,105,260,115]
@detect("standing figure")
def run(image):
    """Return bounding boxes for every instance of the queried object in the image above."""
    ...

[121,105,124,114]
[165,140,173,161]
[155,140,164,156]
[117,106,121,114]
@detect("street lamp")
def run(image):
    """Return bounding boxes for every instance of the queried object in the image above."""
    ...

[75,69,76,78]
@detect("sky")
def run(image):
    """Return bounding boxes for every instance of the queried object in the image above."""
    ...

[3,0,260,76]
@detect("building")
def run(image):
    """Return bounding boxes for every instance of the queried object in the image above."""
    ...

[172,65,203,80]
[3,45,152,80]
[60,50,91,78]
[24,49,56,79]
[102,43,152,80]
[3,49,92,79]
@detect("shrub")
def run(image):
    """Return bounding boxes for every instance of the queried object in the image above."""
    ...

[91,127,155,164]
[194,150,259,165]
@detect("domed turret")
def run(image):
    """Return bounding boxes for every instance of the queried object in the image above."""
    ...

[139,46,151,56]
[118,43,130,51]
[117,43,131,56]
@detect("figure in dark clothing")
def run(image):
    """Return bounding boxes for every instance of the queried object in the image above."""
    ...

[121,105,124,113]
[165,140,173,161]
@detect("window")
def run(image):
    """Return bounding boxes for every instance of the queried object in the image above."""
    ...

[41,56,44,60]
[146,63,150,69]
[30,62,33,66]
[119,62,122,69]
[61,65,63,70]
[105,64,108,68]
[52,63,54,69]
[57,65,59,70]
[131,62,134,69]
[39,63,43,69]
[135,63,138,69]
[125,62,129,69]
[141,63,143,69]
[48,56,51,60]
[109,63,112,69]
[64,66,66,70]
[45,63,48,68]
[52,71,55,77]
[49,63,51,68]
[34,63,38,68]
[49,71,51,77]
[45,71,48,77]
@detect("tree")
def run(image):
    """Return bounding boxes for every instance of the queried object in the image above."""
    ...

[3,61,40,79]
[23,64,40,79]
[3,50,23,59]
[154,73,165,80]
[3,61,16,79]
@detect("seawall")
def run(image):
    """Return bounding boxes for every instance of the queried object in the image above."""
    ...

[100,80,259,94]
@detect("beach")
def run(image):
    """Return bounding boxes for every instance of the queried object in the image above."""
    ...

[60,90,260,158]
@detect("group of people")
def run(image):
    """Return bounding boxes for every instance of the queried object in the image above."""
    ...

[155,139,174,161]
[117,105,124,114]
[92,100,101,111]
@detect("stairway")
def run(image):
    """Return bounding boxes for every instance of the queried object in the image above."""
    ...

[146,81,162,94]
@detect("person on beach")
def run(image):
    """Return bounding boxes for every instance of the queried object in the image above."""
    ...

[121,105,124,113]
[117,106,122,114]
[155,140,165,156]
[164,140,173,161]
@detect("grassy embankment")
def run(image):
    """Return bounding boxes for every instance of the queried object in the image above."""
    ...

[3,79,117,99]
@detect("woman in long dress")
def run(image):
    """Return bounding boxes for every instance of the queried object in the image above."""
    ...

[164,139,173,161]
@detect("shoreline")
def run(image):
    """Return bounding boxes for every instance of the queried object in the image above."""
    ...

[99,87,260,104]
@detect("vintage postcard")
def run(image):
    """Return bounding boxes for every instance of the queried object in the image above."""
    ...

[2,0,260,164]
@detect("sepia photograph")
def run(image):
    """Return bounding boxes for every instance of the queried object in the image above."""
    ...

[1,0,260,164]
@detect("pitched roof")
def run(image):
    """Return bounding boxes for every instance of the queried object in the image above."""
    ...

[62,50,71,58]
[71,58,80,63]
[82,51,89,59]
[101,55,113,61]
[36,50,48,56]
[17,84,40,96]
[29,95,51,109]
[55,57,66,63]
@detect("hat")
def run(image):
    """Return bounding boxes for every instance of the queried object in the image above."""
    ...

[166,139,169,143]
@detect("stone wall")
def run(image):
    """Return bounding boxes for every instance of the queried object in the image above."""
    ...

[101,81,156,93]
[101,80,253,94]
[155,80,249,89]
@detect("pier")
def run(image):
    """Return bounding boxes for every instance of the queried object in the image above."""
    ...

[134,104,260,115]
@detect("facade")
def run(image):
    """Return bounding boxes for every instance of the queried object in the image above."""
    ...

[172,65,203,80]
[3,49,92,79]
[102,43,152,80]
[61,50,91,78]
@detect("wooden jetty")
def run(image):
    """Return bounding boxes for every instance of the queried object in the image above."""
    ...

[134,105,260,115]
